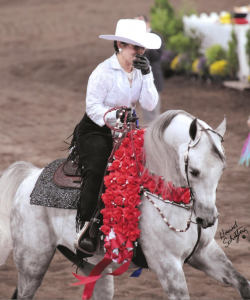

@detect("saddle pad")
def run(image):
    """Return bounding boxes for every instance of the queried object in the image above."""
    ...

[30,158,80,209]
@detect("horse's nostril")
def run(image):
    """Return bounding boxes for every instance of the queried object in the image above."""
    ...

[196,218,207,228]
[196,217,215,229]
[196,218,203,226]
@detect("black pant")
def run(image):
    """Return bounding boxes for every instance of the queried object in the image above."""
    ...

[75,113,113,228]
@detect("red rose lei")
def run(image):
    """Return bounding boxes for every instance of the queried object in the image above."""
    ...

[101,128,190,264]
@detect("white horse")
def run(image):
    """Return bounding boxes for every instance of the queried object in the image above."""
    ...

[0,110,249,299]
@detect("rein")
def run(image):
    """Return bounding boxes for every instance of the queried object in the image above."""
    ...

[104,107,137,164]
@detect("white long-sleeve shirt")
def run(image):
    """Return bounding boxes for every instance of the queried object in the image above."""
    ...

[86,53,159,127]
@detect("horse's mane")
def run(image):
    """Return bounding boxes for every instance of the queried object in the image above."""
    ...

[143,110,194,184]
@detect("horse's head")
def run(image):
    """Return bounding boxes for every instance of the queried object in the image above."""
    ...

[178,115,226,229]
[144,110,226,229]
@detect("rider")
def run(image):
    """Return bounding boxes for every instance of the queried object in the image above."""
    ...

[73,19,161,253]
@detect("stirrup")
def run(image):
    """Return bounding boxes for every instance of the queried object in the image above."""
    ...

[73,221,90,252]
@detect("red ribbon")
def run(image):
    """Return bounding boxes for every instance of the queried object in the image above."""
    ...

[71,247,133,300]
[107,259,131,276]
[71,273,103,285]
[125,238,133,249]
[110,238,120,249]
[72,250,112,299]
[116,232,127,245]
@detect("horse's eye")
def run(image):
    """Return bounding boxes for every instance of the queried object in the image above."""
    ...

[190,169,200,177]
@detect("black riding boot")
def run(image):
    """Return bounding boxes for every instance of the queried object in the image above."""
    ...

[74,113,112,253]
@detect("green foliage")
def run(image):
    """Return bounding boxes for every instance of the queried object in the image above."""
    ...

[226,29,239,78]
[246,29,250,67]
[205,45,227,66]
[168,32,201,62]
[168,33,190,53]
[150,6,182,43]
[151,0,175,17]
[151,0,200,73]
[150,0,196,46]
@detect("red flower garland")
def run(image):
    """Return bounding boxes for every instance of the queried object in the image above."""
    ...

[100,128,190,264]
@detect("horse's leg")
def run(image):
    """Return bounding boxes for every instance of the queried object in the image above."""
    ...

[57,246,114,300]
[92,270,114,300]
[11,203,57,299]
[154,258,190,300]
[79,263,114,300]
[14,246,56,299]
[188,238,250,299]
[13,217,57,300]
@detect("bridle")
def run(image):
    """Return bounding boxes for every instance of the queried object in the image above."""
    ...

[183,126,225,210]
[184,129,202,204]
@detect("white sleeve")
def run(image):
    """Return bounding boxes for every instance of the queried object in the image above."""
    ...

[139,71,159,111]
[86,68,116,127]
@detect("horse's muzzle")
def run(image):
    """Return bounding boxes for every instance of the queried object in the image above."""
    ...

[196,213,219,229]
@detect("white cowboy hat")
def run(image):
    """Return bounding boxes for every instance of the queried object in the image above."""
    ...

[99,19,161,49]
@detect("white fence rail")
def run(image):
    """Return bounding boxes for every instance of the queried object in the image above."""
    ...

[183,13,250,82]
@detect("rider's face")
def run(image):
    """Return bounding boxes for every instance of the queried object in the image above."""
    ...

[117,41,145,65]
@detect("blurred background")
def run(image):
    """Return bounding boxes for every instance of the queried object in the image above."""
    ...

[0,0,250,299]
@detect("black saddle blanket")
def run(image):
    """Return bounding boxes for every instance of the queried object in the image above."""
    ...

[30,158,80,209]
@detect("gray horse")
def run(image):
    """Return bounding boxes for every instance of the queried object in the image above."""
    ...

[0,110,249,299]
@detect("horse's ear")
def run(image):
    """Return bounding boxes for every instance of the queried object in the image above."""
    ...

[216,115,226,137]
[189,118,197,141]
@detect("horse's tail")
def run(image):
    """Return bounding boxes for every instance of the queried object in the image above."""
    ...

[0,161,39,266]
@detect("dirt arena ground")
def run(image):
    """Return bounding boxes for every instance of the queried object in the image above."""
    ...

[0,0,250,299]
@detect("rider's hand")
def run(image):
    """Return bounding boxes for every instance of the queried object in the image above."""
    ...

[116,108,138,123]
[132,54,150,75]
[116,108,126,122]
[127,111,139,123]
